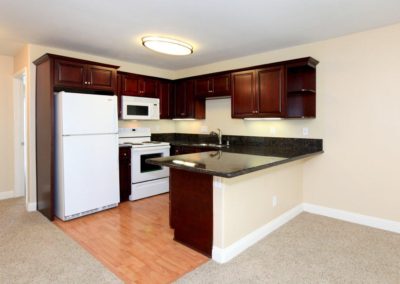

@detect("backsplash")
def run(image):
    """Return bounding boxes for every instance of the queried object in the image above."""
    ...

[152,133,323,153]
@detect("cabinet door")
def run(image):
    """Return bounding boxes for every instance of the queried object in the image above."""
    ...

[54,59,86,88]
[212,74,231,97]
[257,66,284,116]
[86,65,116,92]
[194,77,211,96]
[119,147,131,202]
[142,78,157,97]
[174,81,188,118]
[231,70,256,117]
[120,74,141,96]
[158,81,174,119]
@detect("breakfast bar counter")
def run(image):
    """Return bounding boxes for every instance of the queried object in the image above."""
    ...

[147,136,323,260]
[146,147,322,178]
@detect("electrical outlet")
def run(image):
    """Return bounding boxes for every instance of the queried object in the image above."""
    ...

[302,127,309,136]
[272,195,277,207]
[200,125,208,133]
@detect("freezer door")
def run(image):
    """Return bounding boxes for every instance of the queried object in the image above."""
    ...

[57,92,118,135]
[62,134,119,217]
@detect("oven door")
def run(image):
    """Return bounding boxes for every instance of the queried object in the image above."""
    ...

[131,146,170,183]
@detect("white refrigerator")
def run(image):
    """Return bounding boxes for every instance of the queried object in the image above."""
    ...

[55,91,120,221]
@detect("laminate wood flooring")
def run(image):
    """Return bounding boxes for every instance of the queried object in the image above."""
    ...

[54,194,208,283]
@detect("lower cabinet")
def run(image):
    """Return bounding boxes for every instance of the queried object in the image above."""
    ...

[119,147,131,202]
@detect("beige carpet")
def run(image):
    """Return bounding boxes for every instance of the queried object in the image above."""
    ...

[0,197,121,283]
[177,212,400,284]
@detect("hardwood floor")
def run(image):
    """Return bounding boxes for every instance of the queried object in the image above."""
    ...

[54,194,208,283]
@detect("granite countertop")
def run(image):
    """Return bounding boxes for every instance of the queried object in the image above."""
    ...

[147,145,323,178]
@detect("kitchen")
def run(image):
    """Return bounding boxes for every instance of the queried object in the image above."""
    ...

[1,1,400,283]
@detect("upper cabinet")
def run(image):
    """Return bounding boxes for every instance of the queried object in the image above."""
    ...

[285,58,317,118]
[158,80,175,119]
[232,57,318,118]
[194,73,231,98]
[53,57,118,93]
[118,72,157,98]
[174,79,205,119]
[231,70,256,117]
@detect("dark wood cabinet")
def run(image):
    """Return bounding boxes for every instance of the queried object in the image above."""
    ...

[118,72,157,98]
[257,66,285,116]
[119,147,131,202]
[232,66,284,118]
[54,59,117,92]
[231,70,256,117]
[286,58,317,118]
[170,168,213,256]
[158,80,174,119]
[174,79,205,119]
[194,73,231,97]
[232,57,317,118]
[34,53,119,221]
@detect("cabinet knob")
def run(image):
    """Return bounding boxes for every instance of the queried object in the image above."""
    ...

[208,90,213,93]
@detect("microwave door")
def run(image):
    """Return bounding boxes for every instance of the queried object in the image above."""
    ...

[126,104,150,119]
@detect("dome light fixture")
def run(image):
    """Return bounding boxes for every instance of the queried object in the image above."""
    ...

[142,36,193,56]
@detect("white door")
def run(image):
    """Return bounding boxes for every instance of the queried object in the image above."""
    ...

[13,71,27,198]
[62,134,119,217]
[58,92,118,135]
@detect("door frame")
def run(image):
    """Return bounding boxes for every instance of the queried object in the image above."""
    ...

[13,67,28,206]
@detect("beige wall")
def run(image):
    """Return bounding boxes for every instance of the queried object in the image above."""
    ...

[176,23,400,222]
[213,161,303,248]
[0,55,15,194]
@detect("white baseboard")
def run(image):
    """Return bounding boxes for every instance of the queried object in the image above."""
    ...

[212,204,303,264]
[303,203,400,234]
[26,202,37,212]
[0,190,15,200]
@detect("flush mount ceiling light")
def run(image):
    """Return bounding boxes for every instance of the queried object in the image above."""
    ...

[142,36,193,56]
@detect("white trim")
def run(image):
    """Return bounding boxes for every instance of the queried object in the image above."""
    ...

[212,204,303,263]
[26,202,37,212]
[0,191,15,200]
[303,203,400,234]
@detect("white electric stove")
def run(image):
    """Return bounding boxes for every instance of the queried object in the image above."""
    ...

[118,128,170,201]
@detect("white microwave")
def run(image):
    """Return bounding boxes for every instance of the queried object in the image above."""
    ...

[121,96,160,120]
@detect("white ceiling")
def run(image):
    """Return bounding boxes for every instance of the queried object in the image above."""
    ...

[1,0,400,70]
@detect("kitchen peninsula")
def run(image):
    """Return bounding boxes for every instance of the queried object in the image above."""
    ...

[148,135,323,262]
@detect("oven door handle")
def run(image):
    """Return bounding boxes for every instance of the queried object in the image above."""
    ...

[131,146,171,152]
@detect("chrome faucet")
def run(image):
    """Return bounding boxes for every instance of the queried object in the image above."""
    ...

[209,128,222,145]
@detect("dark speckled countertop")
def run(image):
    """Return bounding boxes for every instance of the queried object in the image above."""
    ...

[147,133,323,178]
